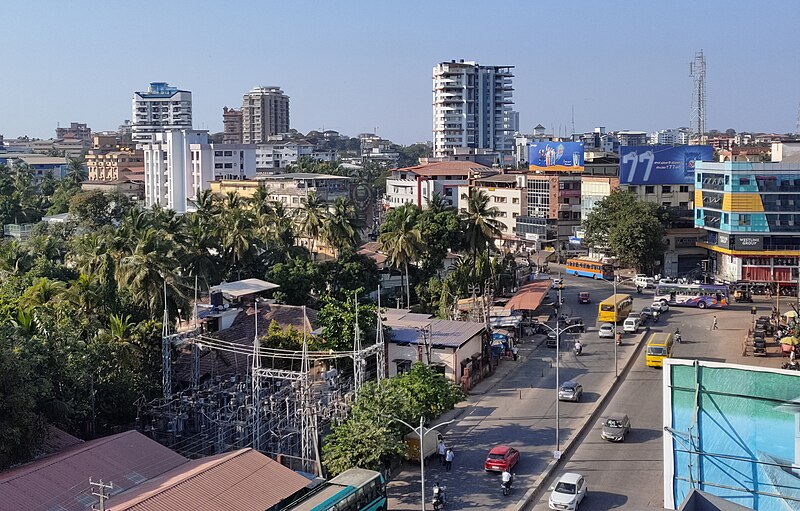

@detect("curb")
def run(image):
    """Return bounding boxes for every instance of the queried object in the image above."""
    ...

[513,328,651,511]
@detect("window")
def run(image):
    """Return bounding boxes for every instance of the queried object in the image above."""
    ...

[512,197,520,204]
[224,163,233,169]
[662,202,671,208]
[679,202,689,208]
[739,177,751,185]
[696,173,702,183]
[223,151,232,157]
[662,185,672,193]
[214,163,223,169]
[214,151,223,157]
[680,185,690,193]
[739,214,751,226]
[723,213,729,223]
[645,186,655,194]
[629,186,638,193]
[725,175,730,185]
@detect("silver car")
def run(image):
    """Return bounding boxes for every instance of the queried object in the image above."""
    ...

[601,413,631,442]
[558,381,583,402]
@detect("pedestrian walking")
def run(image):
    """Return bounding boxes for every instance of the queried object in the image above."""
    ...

[437,439,446,465]
[712,316,718,330]
[512,345,519,361]
[445,448,454,471]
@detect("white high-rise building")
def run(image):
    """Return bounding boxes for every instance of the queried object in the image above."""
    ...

[143,129,255,213]
[132,82,192,145]
[241,86,290,144]
[432,60,518,160]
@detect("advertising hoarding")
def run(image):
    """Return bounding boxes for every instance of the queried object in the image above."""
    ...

[529,142,584,171]
[619,145,713,185]
[663,359,800,510]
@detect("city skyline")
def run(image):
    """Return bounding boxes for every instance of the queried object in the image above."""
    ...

[2,1,799,145]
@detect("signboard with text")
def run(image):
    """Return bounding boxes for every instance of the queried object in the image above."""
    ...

[529,142,584,171]
[619,145,713,185]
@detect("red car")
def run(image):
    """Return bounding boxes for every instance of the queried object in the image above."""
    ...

[579,292,591,304]
[484,445,520,472]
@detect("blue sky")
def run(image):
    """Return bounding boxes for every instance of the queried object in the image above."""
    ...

[2,1,799,144]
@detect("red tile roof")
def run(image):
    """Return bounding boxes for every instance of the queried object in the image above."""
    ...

[0,431,186,511]
[395,160,493,177]
[105,448,310,511]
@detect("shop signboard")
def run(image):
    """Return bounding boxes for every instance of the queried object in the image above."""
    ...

[734,236,763,251]
[619,145,713,185]
[717,233,731,249]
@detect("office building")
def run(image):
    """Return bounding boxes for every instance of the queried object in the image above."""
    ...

[241,86,290,144]
[143,130,255,213]
[695,161,800,285]
[222,106,243,144]
[132,82,192,145]
[432,60,518,160]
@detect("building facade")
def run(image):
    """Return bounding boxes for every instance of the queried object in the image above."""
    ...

[86,149,144,181]
[132,82,192,145]
[209,173,351,209]
[694,161,800,284]
[222,107,243,144]
[241,86,290,144]
[55,122,91,143]
[457,173,526,238]
[143,130,255,213]
[432,60,518,160]
[255,136,336,171]
[385,161,493,209]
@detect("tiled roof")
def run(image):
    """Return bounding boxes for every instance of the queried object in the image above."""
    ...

[0,431,186,511]
[105,449,310,511]
[395,160,493,177]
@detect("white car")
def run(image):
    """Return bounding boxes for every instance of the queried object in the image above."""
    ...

[598,323,614,338]
[658,277,676,284]
[622,317,641,333]
[549,472,588,510]
[634,276,655,289]
[651,301,669,313]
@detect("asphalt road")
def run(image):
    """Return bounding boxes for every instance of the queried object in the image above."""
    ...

[526,274,780,511]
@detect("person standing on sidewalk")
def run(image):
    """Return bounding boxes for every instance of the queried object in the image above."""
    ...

[437,439,446,465]
[512,345,519,361]
[712,316,718,330]
[445,448,454,471]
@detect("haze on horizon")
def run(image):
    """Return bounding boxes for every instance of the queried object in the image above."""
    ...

[2,0,798,145]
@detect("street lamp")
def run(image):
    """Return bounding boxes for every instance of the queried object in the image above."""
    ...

[537,288,583,457]
[390,416,454,511]
[598,275,620,377]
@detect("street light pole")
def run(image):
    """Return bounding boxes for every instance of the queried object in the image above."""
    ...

[390,416,454,511]
[613,276,618,377]
[539,320,581,457]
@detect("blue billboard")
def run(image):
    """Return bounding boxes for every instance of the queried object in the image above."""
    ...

[529,142,584,171]
[619,145,713,185]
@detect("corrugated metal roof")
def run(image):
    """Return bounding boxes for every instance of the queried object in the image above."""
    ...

[105,449,310,511]
[0,431,186,511]
[505,279,552,311]
[386,318,485,348]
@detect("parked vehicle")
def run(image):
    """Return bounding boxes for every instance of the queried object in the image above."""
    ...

[484,445,520,472]
[558,381,584,402]
[549,473,588,510]
[622,317,641,333]
[601,413,631,442]
[598,323,615,338]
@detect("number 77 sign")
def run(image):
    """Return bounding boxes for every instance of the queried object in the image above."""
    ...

[619,145,713,185]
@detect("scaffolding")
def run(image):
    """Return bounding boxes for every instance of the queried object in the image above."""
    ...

[140,300,386,475]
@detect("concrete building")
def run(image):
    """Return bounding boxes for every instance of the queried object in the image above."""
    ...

[650,128,691,146]
[359,133,399,165]
[514,173,581,255]
[210,173,351,209]
[143,130,255,213]
[132,82,192,145]
[255,135,336,171]
[222,106,243,144]
[457,173,526,238]
[579,127,618,152]
[55,122,91,144]
[432,60,518,161]
[0,154,68,183]
[617,130,648,146]
[385,160,494,209]
[86,149,143,181]
[695,161,800,285]
[241,86,290,144]
[621,182,694,211]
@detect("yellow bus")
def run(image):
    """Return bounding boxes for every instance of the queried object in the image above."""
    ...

[597,293,633,323]
[645,332,674,368]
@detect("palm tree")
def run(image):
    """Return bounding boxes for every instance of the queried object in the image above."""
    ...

[461,188,503,261]
[69,232,111,276]
[217,207,255,279]
[378,204,423,308]
[193,189,219,227]
[322,197,362,257]
[295,191,328,257]
[64,156,88,186]
[426,191,453,214]
[250,183,274,217]
[180,214,221,290]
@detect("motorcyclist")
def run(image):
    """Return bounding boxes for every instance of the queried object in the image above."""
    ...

[573,340,583,355]
[432,481,446,508]
[675,328,682,343]
[501,469,513,492]
[616,332,623,346]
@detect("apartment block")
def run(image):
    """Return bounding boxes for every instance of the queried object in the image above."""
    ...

[241,87,290,144]
[86,149,144,181]
[255,135,336,170]
[132,82,192,145]
[457,173,526,238]
[432,60,518,160]
[222,107,243,144]
[385,161,494,209]
[209,173,351,209]
[55,122,91,144]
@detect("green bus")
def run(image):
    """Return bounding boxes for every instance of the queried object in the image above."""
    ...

[283,468,387,511]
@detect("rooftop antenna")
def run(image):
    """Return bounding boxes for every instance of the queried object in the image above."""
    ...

[795,102,800,136]
[689,50,707,141]
[571,105,575,137]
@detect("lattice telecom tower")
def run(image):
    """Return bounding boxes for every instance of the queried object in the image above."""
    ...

[689,50,707,141]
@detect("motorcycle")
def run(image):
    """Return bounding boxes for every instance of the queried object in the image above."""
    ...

[432,485,446,510]
[501,474,514,496]
[573,343,583,356]
[675,333,682,343]
[781,361,800,371]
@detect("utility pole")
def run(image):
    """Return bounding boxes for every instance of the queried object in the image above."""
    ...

[689,50,707,142]
[90,478,113,511]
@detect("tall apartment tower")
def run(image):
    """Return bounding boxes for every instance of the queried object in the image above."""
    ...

[131,82,192,145]
[222,106,243,144]
[241,86,290,144]
[432,60,518,159]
